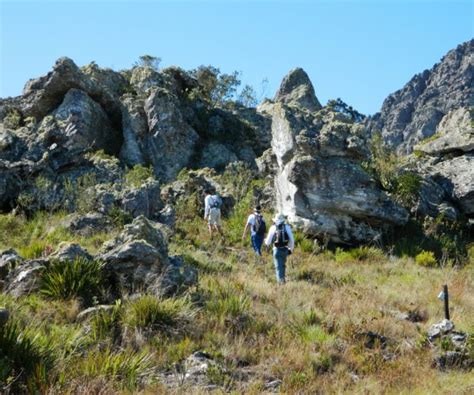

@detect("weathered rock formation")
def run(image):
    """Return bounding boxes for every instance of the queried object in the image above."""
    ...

[263,69,408,244]
[367,39,473,154]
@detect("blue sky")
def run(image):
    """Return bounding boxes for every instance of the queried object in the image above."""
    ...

[1,0,472,114]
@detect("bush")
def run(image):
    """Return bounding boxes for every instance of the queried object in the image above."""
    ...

[124,165,154,188]
[394,172,422,206]
[40,258,104,305]
[73,348,153,391]
[415,250,437,267]
[335,246,384,263]
[0,320,53,393]
[124,295,195,332]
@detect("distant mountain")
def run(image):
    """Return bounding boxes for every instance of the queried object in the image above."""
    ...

[367,39,473,154]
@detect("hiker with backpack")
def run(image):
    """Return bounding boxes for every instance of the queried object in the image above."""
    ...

[242,205,266,257]
[264,214,294,284]
[204,188,224,239]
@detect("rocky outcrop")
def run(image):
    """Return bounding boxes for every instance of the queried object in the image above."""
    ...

[99,216,196,296]
[274,68,322,112]
[367,39,473,154]
[415,108,474,156]
[268,70,408,244]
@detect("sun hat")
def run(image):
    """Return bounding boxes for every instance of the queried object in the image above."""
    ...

[273,213,286,225]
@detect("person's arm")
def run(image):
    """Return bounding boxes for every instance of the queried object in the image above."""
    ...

[286,225,295,251]
[264,225,275,248]
[242,215,253,239]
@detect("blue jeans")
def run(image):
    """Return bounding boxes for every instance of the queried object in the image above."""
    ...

[273,247,288,283]
[251,233,263,256]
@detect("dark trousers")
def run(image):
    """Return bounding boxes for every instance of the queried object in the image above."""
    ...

[251,233,263,256]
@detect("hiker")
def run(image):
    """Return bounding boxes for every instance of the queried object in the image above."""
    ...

[265,214,294,284]
[242,205,266,257]
[204,188,223,238]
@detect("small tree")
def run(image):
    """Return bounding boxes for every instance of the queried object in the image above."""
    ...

[191,65,241,107]
[327,98,365,122]
[238,84,257,107]
[135,55,162,70]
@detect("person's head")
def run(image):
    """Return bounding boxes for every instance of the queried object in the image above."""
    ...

[273,213,286,226]
[204,188,212,196]
[254,205,262,213]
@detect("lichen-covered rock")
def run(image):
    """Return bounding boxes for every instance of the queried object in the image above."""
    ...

[270,100,407,244]
[99,216,173,296]
[49,242,93,262]
[367,39,473,154]
[5,259,47,297]
[0,249,23,280]
[416,108,474,155]
[50,88,121,154]
[274,67,322,112]
[429,154,474,215]
[144,88,199,182]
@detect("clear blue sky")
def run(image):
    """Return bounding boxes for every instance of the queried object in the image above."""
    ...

[1,0,472,114]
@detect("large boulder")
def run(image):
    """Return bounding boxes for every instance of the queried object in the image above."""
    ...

[99,216,195,296]
[48,88,121,154]
[143,88,199,182]
[415,108,474,156]
[274,68,322,112]
[269,92,407,243]
[429,154,474,215]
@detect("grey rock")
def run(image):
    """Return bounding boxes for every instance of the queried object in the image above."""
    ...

[99,216,169,295]
[50,242,93,262]
[50,88,121,154]
[121,179,163,219]
[270,101,407,244]
[0,308,9,326]
[5,259,47,297]
[275,68,322,112]
[429,154,474,215]
[76,304,114,321]
[199,142,238,169]
[119,95,147,167]
[158,204,176,229]
[367,39,473,154]
[434,351,472,370]
[428,319,455,340]
[416,108,474,155]
[63,212,113,236]
[0,249,23,280]
[144,88,199,182]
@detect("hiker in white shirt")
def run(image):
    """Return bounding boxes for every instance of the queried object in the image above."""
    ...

[264,214,294,284]
[204,188,223,239]
[242,205,266,257]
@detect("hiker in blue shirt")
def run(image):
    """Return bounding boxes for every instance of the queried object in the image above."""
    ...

[242,205,266,257]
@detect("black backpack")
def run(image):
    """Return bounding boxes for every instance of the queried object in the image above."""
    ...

[210,195,222,209]
[253,214,266,237]
[274,223,289,247]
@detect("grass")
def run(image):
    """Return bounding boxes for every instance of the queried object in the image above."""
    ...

[0,182,473,393]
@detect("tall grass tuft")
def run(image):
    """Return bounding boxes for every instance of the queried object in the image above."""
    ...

[124,295,195,332]
[40,258,104,305]
[0,320,53,392]
[73,348,153,391]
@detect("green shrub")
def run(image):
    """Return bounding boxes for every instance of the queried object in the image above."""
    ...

[206,281,250,323]
[415,250,437,267]
[335,246,384,263]
[394,172,422,206]
[90,301,123,342]
[124,165,154,188]
[0,320,53,392]
[73,348,153,391]
[3,109,22,129]
[124,295,195,332]
[40,258,104,304]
